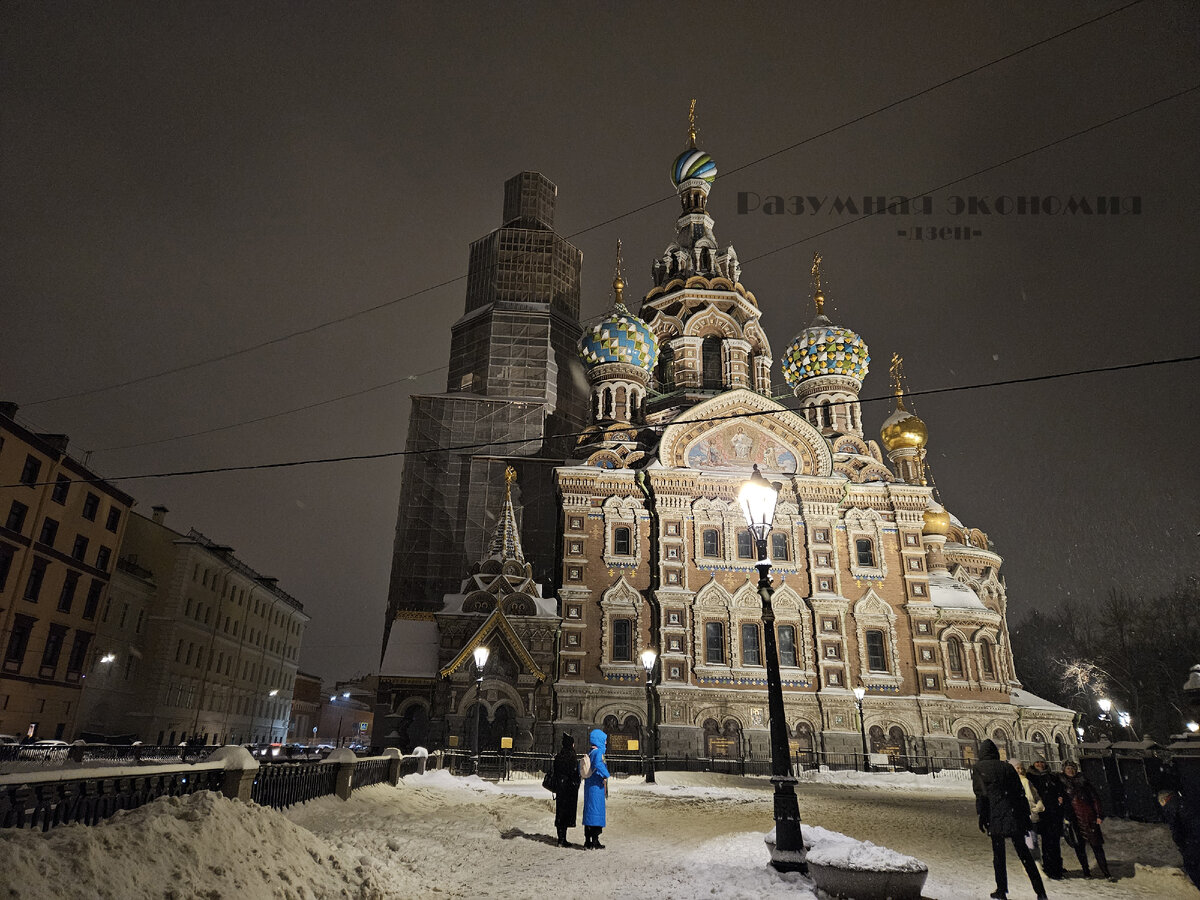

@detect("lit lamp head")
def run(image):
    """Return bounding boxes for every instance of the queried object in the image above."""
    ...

[1117,711,1131,728]
[1098,697,1112,714]
[641,648,657,674]
[852,686,866,702]
[268,689,279,697]
[99,653,116,664]
[739,464,780,546]
[1187,722,1199,733]
[1076,726,1085,738]
[473,646,490,673]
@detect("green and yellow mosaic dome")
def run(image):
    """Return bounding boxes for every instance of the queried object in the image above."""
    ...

[579,306,658,372]
[782,324,870,388]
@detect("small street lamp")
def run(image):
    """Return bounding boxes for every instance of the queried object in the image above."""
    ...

[1097,697,1114,741]
[1187,722,1199,734]
[738,465,807,874]
[472,646,490,777]
[852,686,870,772]
[641,648,658,784]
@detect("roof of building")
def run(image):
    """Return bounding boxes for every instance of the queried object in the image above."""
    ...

[378,615,440,678]
[926,571,986,610]
[1008,688,1073,713]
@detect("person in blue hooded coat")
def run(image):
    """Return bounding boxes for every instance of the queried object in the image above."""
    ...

[581,728,610,849]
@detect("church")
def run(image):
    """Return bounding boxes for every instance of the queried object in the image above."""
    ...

[375,115,1076,765]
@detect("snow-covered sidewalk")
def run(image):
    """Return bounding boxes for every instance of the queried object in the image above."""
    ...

[0,768,1193,898]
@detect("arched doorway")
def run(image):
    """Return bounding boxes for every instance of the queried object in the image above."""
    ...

[792,721,815,767]
[957,727,979,765]
[887,725,908,767]
[395,705,430,752]
[702,718,743,761]
[992,729,1009,761]
[602,714,642,753]
[868,725,887,754]
[1055,734,1068,762]
[490,704,519,751]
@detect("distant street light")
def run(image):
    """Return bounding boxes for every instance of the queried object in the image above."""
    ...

[472,646,490,777]
[738,464,806,874]
[1187,722,1199,733]
[268,689,279,697]
[641,648,658,784]
[852,686,870,772]
[99,653,116,664]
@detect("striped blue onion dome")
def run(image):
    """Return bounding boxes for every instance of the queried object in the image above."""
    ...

[672,148,717,186]
[782,324,870,389]
[579,306,658,371]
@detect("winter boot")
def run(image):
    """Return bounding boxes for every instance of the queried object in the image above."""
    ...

[593,829,605,850]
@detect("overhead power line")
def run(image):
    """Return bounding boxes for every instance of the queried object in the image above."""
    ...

[21,1,1150,409]
[7,353,1196,489]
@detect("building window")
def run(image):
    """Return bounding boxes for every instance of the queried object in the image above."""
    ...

[736,531,754,559]
[20,455,41,486]
[6,501,29,533]
[701,336,722,389]
[51,476,70,504]
[40,624,67,677]
[3,615,35,672]
[57,571,79,612]
[81,493,100,521]
[701,529,720,557]
[855,539,875,567]
[0,544,13,592]
[105,508,121,533]
[81,579,102,619]
[24,557,48,602]
[611,618,632,662]
[65,631,92,677]
[613,526,632,556]
[980,641,995,677]
[95,547,111,572]
[741,623,761,666]
[865,630,888,672]
[38,518,59,547]
[946,636,965,676]
[704,622,725,664]
[777,625,797,667]
[71,535,89,561]
[771,532,789,561]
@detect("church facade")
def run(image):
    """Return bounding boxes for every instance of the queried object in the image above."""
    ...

[377,124,1075,764]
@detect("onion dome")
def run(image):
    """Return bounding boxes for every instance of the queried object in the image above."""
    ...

[922,501,952,536]
[880,404,928,452]
[579,247,658,372]
[672,148,716,186]
[781,253,870,390]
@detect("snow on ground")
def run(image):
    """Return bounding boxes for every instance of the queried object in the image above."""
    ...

[0,768,1195,899]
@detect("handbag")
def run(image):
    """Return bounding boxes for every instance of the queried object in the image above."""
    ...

[541,768,557,792]
[1063,817,1081,849]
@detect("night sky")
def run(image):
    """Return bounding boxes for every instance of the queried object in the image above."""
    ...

[3,2,1197,684]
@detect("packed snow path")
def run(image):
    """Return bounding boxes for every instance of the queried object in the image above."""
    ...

[0,769,1193,898]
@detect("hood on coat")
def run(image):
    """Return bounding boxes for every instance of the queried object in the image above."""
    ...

[978,739,1000,761]
[589,729,607,753]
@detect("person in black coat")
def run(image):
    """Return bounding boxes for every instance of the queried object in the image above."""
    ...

[550,732,582,847]
[1159,788,1200,889]
[1029,758,1068,880]
[972,740,1047,900]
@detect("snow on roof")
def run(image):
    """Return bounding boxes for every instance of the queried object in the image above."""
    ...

[926,571,985,610]
[379,618,440,677]
[1008,688,1072,713]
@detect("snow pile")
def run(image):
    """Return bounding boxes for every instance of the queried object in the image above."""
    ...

[802,824,927,872]
[0,790,382,900]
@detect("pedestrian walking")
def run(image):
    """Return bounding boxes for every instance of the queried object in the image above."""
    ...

[1013,761,1045,857]
[581,728,610,850]
[1029,758,1068,880]
[550,733,582,847]
[1158,788,1200,889]
[971,739,1047,900]
[1060,761,1112,880]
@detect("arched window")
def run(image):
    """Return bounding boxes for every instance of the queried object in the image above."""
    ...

[704,622,725,664]
[702,528,720,557]
[980,640,994,677]
[702,337,723,389]
[771,532,789,561]
[946,636,964,676]
[957,726,979,763]
[777,625,797,667]
[740,623,761,666]
[657,344,675,392]
[611,618,632,662]
[821,401,833,427]
[855,538,875,567]
[613,526,632,556]
[736,531,754,559]
[865,630,888,671]
[868,725,886,754]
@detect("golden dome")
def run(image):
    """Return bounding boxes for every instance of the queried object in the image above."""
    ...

[880,406,928,452]
[923,502,951,536]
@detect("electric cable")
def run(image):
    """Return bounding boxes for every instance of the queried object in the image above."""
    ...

[8,352,1196,488]
[19,1,1152,409]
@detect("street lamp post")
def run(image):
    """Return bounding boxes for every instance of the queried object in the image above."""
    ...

[641,648,658,784]
[1098,697,1113,742]
[472,646,490,777]
[852,686,870,772]
[739,465,807,874]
